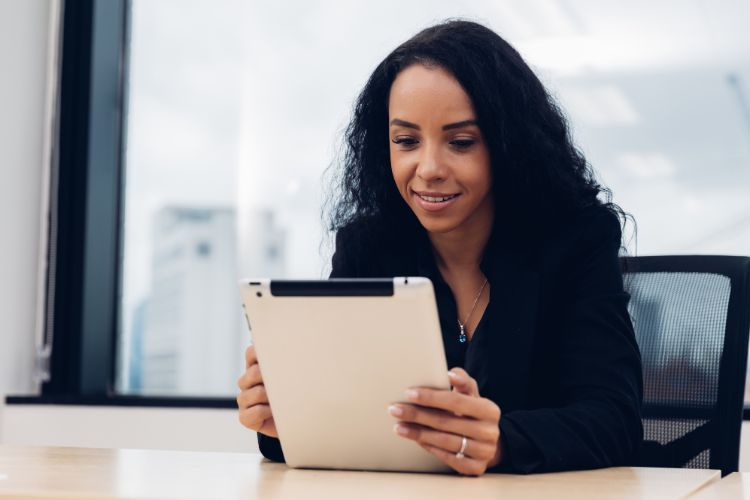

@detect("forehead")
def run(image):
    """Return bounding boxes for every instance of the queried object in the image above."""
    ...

[388,64,476,121]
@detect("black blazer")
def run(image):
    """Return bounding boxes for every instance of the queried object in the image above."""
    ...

[257,205,644,473]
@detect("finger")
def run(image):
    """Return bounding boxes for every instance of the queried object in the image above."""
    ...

[420,443,487,476]
[391,403,500,443]
[258,416,278,438]
[448,368,479,397]
[237,363,263,390]
[395,423,496,461]
[245,344,258,369]
[236,384,269,409]
[238,403,273,431]
[403,388,501,422]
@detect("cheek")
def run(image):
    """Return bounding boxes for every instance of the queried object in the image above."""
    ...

[469,151,492,193]
[389,151,411,193]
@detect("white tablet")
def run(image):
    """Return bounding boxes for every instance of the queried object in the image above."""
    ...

[239,277,451,473]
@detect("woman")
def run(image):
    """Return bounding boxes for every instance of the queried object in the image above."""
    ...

[237,19,643,476]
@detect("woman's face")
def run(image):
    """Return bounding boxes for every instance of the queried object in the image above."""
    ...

[388,64,493,236]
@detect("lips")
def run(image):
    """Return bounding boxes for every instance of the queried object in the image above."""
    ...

[412,190,461,212]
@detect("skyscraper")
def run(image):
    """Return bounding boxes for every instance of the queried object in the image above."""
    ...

[141,206,242,395]
[137,204,286,395]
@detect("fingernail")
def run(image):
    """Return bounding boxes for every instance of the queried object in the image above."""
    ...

[394,423,409,436]
[448,371,459,380]
[388,405,404,417]
[404,389,419,400]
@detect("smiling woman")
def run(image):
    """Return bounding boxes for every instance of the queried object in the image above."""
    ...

[237,19,643,476]
[389,64,494,240]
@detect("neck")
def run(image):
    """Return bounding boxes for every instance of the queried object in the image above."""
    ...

[428,201,494,276]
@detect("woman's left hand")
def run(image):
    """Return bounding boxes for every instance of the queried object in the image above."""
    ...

[388,367,503,476]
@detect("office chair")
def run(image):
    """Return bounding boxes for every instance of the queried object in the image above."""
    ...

[622,255,750,475]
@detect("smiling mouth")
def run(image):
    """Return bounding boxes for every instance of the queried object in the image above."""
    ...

[416,193,460,203]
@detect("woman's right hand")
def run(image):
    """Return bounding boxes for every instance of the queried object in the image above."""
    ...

[237,344,278,438]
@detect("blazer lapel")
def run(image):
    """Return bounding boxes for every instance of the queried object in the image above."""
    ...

[470,249,540,412]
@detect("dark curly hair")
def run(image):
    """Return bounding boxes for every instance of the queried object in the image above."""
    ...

[324,19,634,260]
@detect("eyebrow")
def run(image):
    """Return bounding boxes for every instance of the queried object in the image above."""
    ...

[389,118,479,131]
[442,119,479,131]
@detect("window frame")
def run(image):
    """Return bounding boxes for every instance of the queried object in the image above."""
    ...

[41,0,131,397]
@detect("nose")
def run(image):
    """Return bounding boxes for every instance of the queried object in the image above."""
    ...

[415,142,447,182]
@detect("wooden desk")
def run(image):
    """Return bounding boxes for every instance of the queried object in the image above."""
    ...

[689,472,750,499]
[0,445,719,499]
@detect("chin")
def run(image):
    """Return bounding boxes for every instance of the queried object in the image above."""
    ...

[414,214,462,235]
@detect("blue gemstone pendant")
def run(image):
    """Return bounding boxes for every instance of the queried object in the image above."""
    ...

[458,324,467,343]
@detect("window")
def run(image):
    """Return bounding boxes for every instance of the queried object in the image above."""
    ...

[51,1,750,400]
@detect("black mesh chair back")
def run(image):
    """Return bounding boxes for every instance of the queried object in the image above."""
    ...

[622,256,750,475]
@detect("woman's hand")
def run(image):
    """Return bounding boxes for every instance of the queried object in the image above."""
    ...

[236,344,278,438]
[388,367,502,476]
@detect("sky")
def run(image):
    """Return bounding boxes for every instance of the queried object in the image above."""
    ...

[118,0,750,387]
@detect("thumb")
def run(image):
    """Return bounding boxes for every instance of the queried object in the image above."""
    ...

[448,368,479,397]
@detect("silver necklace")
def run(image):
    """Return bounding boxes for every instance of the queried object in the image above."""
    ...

[457,277,488,343]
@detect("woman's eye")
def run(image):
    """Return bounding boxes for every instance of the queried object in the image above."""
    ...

[450,139,475,150]
[392,137,418,147]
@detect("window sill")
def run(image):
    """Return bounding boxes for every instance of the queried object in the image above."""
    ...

[5,395,236,409]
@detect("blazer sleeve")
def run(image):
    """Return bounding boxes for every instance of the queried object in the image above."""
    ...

[496,210,644,473]
[256,226,357,462]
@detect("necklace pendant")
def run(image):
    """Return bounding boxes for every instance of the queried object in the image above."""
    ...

[456,277,487,346]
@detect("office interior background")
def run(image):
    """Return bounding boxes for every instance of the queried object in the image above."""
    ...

[1,0,749,462]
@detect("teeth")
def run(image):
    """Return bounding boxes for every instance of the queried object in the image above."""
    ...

[419,194,457,203]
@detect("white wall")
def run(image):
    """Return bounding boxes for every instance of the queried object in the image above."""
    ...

[0,0,53,424]
[1,405,259,453]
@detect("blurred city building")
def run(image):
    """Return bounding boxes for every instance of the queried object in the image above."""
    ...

[136,205,285,395]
